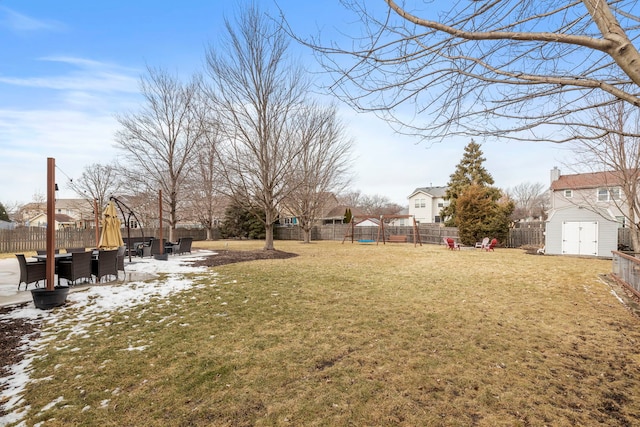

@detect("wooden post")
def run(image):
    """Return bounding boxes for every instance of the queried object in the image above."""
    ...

[158,189,164,255]
[94,198,99,249]
[46,158,55,290]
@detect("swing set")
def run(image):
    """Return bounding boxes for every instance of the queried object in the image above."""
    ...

[342,215,422,247]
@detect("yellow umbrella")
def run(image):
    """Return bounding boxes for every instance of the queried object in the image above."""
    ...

[98,201,124,249]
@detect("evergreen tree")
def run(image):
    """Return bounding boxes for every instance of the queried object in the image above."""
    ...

[0,202,9,222]
[219,203,266,240]
[441,140,495,226]
[456,184,514,246]
[344,208,353,224]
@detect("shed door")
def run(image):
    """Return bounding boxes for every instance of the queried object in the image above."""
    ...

[562,221,598,256]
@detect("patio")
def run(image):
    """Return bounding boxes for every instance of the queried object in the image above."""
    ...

[0,254,175,307]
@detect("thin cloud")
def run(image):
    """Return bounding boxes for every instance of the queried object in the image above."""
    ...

[0,6,65,32]
[0,56,140,93]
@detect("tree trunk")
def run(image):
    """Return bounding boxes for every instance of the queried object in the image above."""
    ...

[264,224,275,250]
[630,225,640,254]
[264,210,275,250]
[302,227,311,243]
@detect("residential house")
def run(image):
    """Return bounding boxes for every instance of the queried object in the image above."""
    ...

[20,199,96,229]
[407,186,448,224]
[27,213,76,229]
[0,220,14,230]
[320,204,366,225]
[545,167,623,257]
[277,192,366,226]
[387,208,410,226]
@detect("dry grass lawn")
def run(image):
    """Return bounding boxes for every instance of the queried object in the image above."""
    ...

[11,240,640,426]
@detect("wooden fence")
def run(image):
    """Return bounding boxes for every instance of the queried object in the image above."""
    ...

[0,222,548,254]
[0,227,208,254]
[276,223,544,247]
[508,228,544,248]
[275,223,459,245]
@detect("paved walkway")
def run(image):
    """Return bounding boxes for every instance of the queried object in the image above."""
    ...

[0,257,33,307]
[0,256,154,308]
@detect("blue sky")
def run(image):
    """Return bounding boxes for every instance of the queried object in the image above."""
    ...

[0,1,569,207]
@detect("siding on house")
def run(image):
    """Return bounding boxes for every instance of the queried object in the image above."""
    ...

[550,169,630,218]
[546,166,623,258]
[408,186,448,223]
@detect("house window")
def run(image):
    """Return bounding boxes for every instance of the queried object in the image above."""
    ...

[437,202,444,208]
[420,199,426,208]
[598,187,621,201]
[610,187,621,200]
[616,216,627,228]
[414,199,420,208]
[434,215,441,223]
[564,190,573,198]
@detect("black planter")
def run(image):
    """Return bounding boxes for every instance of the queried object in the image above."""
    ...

[153,253,169,261]
[31,286,70,310]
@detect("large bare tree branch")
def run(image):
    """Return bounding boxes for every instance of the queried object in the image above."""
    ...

[293,0,640,143]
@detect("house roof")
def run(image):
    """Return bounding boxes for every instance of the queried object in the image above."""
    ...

[55,214,75,223]
[409,186,448,199]
[28,213,75,224]
[322,205,366,219]
[355,218,381,226]
[550,171,625,190]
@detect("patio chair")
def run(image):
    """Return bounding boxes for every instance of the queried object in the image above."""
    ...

[478,237,490,250]
[484,238,498,252]
[142,238,165,257]
[58,250,93,286]
[92,249,118,283]
[446,238,460,250]
[172,237,193,255]
[16,254,47,290]
[116,245,126,279]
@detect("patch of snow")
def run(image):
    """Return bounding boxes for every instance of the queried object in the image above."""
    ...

[0,250,218,425]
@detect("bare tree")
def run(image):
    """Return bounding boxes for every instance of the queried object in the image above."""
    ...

[336,190,363,209]
[31,192,45,204]
[184,114,226,240]
[120,190,157,230]
[506,182,549,221]
[358,194,403,217]
[282,103,353,243]
[297,1,640,143]
[569,100,640,250]
[204,3,311,250]
[115,67,203,242]
[68,163,123,213]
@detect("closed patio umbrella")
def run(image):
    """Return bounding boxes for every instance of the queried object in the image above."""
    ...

[98,201,124,249]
